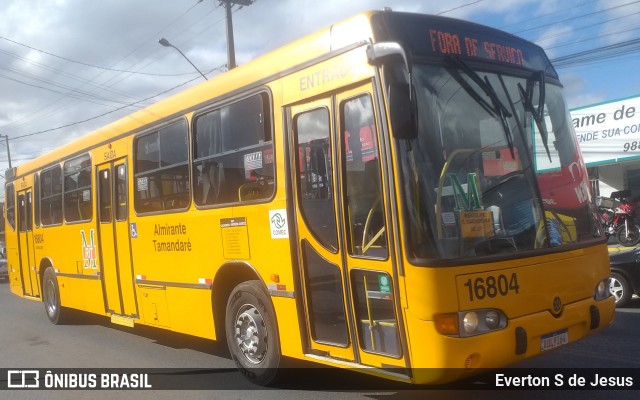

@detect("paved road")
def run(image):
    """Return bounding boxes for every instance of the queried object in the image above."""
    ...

[1,282,639,400]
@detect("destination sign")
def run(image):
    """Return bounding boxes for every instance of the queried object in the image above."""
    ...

[428,29,524,66]
[371,12,556,77]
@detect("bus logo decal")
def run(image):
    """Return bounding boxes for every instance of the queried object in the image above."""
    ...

[448,173,483,211]
[80,229,99,269]
[269,209,288,239]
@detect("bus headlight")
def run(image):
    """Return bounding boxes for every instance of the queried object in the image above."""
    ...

[459,309,507,337]
[463,312,479,334]
[485,310,501,329]
[436,309,507,337]
[594,278,611,301]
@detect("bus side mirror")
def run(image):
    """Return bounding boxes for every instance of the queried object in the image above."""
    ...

[388,83,417,140]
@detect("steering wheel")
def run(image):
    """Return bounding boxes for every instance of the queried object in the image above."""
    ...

[362,198,386,254]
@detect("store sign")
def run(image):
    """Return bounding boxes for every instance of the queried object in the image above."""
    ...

[573,95,640,166]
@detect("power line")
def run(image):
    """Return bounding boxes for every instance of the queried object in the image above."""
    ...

[534,9,640,44]
[498,0,601,31]
[0,72,144,109]
[0,36,208,77]
[1,0,208,133]
[545,25,640,50]
[550,38,640,68]
[0,48,148,104]
[8,64,226,141]
[512,0,640,35]
[436,0,484,15]
[4,3,232,138]
[3,1,239,148]
[0,64,146,108]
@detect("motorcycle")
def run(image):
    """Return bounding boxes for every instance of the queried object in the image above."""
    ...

[598,190,640,246]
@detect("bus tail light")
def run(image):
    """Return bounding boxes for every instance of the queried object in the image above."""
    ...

[435,309,507,337]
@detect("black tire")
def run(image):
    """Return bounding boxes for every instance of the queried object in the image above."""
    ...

[225,280,281,386]
[615,224,640,247]
[42,267,67,324]
[610,272,632,307]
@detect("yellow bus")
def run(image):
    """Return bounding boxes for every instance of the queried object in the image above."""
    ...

[4,10,614,385]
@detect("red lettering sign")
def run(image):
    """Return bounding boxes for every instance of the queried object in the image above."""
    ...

[429,30,462,55]
[428,29,525,66]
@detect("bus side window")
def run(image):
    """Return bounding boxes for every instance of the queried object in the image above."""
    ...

[351,270,400,356]
[41,165,63,226]
[63,154,92,223]
[294,107,338,251]
[193,92,274,206]
[5,183,15,230]
[134,120,190,213]
[342,94,387,258]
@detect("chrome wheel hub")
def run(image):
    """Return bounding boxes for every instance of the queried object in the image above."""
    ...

[609,277,623,303]
[45,279,57,317]
[234,304,267,364]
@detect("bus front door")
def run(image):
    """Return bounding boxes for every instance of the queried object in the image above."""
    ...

[290,98,356,362]
[96,161,138,320]
[290,84,407,371]
[17,189,39,297]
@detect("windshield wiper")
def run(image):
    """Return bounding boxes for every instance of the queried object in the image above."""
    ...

[447,57,515,158]
[518,71,552,162]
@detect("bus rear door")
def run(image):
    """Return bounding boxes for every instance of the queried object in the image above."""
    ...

[96,161,138,323]
[17,188,39,298]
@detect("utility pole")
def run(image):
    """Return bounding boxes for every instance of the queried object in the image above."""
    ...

[220,0,254,70]
[0,134,11,169]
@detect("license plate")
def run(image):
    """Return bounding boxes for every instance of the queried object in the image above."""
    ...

[540,328,568,352]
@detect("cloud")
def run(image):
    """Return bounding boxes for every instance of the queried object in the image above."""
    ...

[533,25,574,58]
[558,72,604,108]
[596,0,640,44]
[0,0,635,186]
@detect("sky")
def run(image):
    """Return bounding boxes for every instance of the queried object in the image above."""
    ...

[1,0,639,195]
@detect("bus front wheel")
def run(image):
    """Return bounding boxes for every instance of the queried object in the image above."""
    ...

[225,280,281,385]
[42,267,67,325]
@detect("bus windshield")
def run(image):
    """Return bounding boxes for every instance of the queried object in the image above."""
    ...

[397,62,602,262]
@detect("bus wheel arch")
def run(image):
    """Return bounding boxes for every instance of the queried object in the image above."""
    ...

[38,257,54,283]
[212,262,263,342]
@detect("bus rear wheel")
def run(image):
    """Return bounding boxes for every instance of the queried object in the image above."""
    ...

[225,280,281,386]
[42,267,67,324]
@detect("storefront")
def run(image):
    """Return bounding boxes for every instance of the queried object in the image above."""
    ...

[572,94,640,201]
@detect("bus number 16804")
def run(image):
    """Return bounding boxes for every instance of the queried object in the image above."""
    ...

[463,273,520,301]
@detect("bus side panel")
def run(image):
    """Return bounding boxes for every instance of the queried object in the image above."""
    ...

[55,276,104,312]
[129,208,218,335]
[163,287,214,339]
[270,297,303,357]
[7,243,23,296]
[232,199,304,359]
[37,222,106,315]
